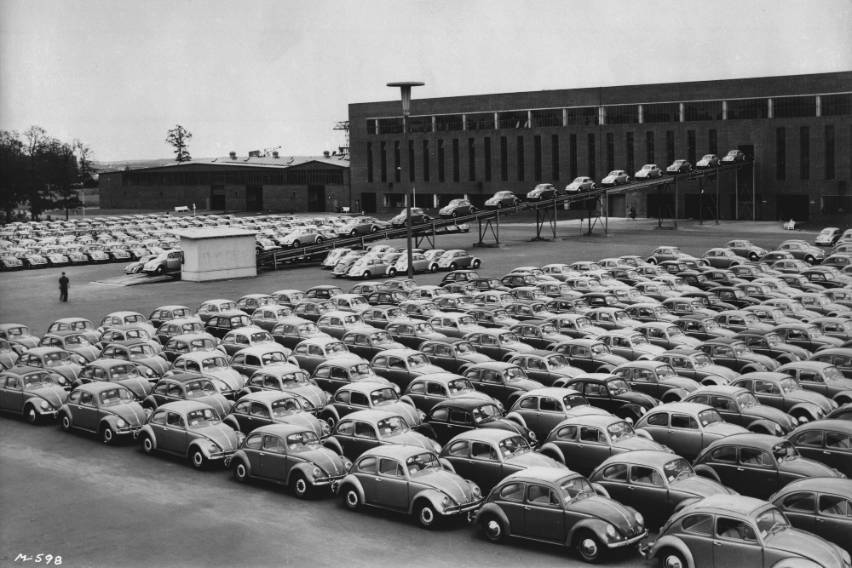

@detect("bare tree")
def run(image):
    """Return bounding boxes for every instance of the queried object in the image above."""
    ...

[166,124,192,162]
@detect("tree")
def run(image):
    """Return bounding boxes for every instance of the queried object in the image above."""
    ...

[166,124,192,162]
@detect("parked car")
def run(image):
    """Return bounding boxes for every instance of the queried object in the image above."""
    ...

[58,382,146,444]
[0,366,68,423]
[484,190,521,209]
[222,390,329,438]
[732,372,834,423]
[770,477,852,554]
[565,176,596,192]
[601,170,630,186]
[695,153,720,168]
[816,227,842,247]
[776,361,852,405]
[526,183,559,201]
[721,149,747,163]
[634,164,662,179]
[786,419,852,476]
[403,372,493,413]
[612,361,700,402]
[634,402,748,460]
[332,408,441,460]
[665,159,692,174]
[389,207,431,228]
[439,198,477,218]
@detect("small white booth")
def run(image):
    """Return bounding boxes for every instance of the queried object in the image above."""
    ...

[175,228,257,281]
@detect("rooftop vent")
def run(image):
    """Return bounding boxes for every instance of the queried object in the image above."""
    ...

[323,150,331,157]
[248,150,261,158]
[272,151,279,158]
[229,151,237,159]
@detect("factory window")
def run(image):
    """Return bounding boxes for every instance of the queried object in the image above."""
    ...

[500,136,508,181]
[800,126,810,180]
[708,129,717,156]
[408,140,415,182]
[684,101,723,121]
[551,135,560,180]
[378,118,403,135]
[625,132,635,175]
[822,94,852,116]
[394,141,401,183]
[422,140,430,182]
[565,107,598,126]
[452,139,460,182]
[468,138,476,181]
[825,125,835,180]
[366,119,377,135]
[644,102,679,123]
[587,133,596,180]
[532,109,562,128]
[646,132,655,164]
[517,136,525,181]
[467,113,495,131]
[776,127,786,180]
[435,114,463,132]
[438,139,445,182]
[727,98,769,120]
[774,96,816,119]
[606,105,639,125]
[606,133,614,173]
[499,111,528,129]
[407,116,432,134]
[380,142,387,182]
[534,135,542,181]
[666,131,675,165]
[687,130,696,164]
[484,137,492,181]
[569,134,578,179]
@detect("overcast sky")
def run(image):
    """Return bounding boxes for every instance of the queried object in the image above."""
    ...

[1,0,850,162]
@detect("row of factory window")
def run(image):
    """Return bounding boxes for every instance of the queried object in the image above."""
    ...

[366,93,851,135]
[365,125,843,185]
[120,169,345,187]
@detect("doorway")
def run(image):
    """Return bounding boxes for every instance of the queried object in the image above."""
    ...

[210,186,226,210]
[308,185,326,212]
[246,185,263,211]
[361,192,377,213]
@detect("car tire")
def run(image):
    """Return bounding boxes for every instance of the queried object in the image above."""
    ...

[24,404,38,425]
[805,255,815,264]
[481,514,506,543]
[342,485,361,511]
[371,226,378,233]
[100,425,116,445]
[350,229,358,236]
[658,548,686,568]
[189,447,208,470]
[388,268,397,277]
[449,263,457,271]
[429,264,438,273]
[293,240,301,248]
[575,530,605,563]
[291,472,311,499]
[316,237,324,244]
[472,259,481,269]
[232,460,250,483]
[647,258,657,265]
[60,412,73,432]
[748,252,759,261]
[140,433,155,455]
[415,500,438,529]
[321,413,337,430]
[362,271,371,280]
[155,265,164,275]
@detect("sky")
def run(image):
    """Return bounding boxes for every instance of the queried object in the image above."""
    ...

[1,0,850,162]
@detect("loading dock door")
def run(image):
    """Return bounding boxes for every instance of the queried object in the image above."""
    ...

[777,195,809,221]
[308,185,326,212]
[361,192,377,213]
[246,185,263,211]
[210,186,226,210]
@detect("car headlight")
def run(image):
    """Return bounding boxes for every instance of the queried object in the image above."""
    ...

[797,414,809,423]
[775,424,784,435]
[471,483,482,498]
[321,422,331,436]
[312,466,322,477]
[393,384,400,394]
[343,459,353,471]
[207,442,221,453]
[40,401,49,410]
[634,512,644,526]
[116,418,127,428]
[430,439,441,452]
[605,523,618,540]
[440,495,450,510]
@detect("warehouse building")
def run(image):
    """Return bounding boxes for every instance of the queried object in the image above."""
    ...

[348,71,851,220]
[99,152,350,213]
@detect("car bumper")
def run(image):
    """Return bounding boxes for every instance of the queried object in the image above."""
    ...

[312,473,347,489]
[442,498,484,517]
[608,530,648,550]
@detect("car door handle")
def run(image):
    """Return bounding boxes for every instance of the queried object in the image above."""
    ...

[714,541,722,547]
[523,506,530,511]
[736,467,744,472]
[627,486,635,491]
[822,450,831,455]
[259,452,265,456]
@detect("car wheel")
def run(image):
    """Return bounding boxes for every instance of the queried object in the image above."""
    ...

[646,258,657,265]
[362,271,371,280]
[415,500,438,529]
[371,226,378,233]
[472,259,481,269]
[155,265,164,275]
[100,425,116,445]
[321,413,337,429]
[316,237,324,244]
[449,263,457,270]
[60,412,73,432]
[451,211,458,218]
[24,404,38,425]
[293,240,301,248]
[342,485,361,510]
[575,530,604,563]
[481,514,506,543]
[388,267,397,277]
[232,460,250,483]
[189,447,208,470]
[291,472,311,499]
[140,433,155,455]
[805,255,815,264]
[429,264,438,273]
[748,252,759,261]
[350,229,358,236]
[658,548,686,568]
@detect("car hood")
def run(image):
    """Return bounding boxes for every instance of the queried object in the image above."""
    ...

[704,422,750,436]
[376,401,422,426]
[384,431,438,451]
[117,377,154,398]
[194,423,240,451]
[616,391,658,408]
[613,435,668,452]
[105,403,148,427]
[569,495,642,536]
[413,364,446,376]
[203,368,245,390]
[780,457,841,478]
[413,470,478,505]
[27,385,68,409]
[747,405,795,429]
[137,357,169,374]
[276,413,325,438]
[765,528,847,566]
[674,335,702,348]
[71,345,101,361]
[670,475,731,497]
[460,352,492,363]
[505,451,563,468]
[786,389,834,412]
[295,446,348,477]
[195,394,232,418]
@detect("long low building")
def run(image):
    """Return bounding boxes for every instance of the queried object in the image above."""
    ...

[99,152,350,213]
[348,71,851,220]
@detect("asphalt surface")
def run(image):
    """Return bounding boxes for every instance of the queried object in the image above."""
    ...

[0,218,816,568]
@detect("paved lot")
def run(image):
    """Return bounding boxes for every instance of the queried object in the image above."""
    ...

[0,218,814,568]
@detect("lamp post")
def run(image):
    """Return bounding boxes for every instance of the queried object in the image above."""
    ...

[387,81,424,278]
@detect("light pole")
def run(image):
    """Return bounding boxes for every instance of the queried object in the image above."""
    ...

[387,81,424,278]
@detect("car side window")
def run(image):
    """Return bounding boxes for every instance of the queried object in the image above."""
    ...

[711,446,737,463]
[739,448,773,467]
[426,383,445,396]
[518,397,537,410]
[645,412,668,427]
[526,484,560,507]
[80,391,94,406]
[826,432,852,450]
[540,397,561,412]
[336,421,355,436]
[349,392,369,407]
[499,482,524,502]
[781,492,815,513]
[580,426,602,443]
[471,442,498,461]
[150,411,167,425]
[379,458,404,477]
[446,440,469,457]
[250,403,270,418]
[356,456,377,474]
[449,408,473,425]
[234,400,251,414]
[671,414,698,429]
[716,517,757,542]
[630,466,664,486]
[430,407,449,422]
[262,435,286,453]
[601,463,628,482]
[680,514,714,536]
[355,422,377,439]
[819,495,852,518]
[792,430,824,447]
[166,412,183,427]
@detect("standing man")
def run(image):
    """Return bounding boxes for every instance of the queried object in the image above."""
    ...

[59,272,69,302]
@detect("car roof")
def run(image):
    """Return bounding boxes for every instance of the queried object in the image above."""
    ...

[360,444,434,461]
[295,336,341,347]
[502,467,580,484]
[648,401,713,415]
[374,348,421,357]
[340,408,403,422]
[251,363,303,376]
[235,344,288,356]
[249,423,315,437]
[410,372,465,385]
[556,413,624,428]
[773,477,852,497]
[450,429,522,443]
[597,450,682,469]
[706,432,784,450]
[689,385,748,396]
[76,381,135,395]
[432,396,497,411]
[615,360,669,370]
[522,387,582,397]
[237,390,299,403]
[155,400,214,414]
[791,419,852,435]
[339,381,395,395]
[682,495,769,517]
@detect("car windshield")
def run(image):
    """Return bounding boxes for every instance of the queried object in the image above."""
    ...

[271,398,302,416]
[6,326,26,337]
[607,420,635,442]
[448,379,475,394]
[756,508,790,538]
[498,435,530,457]
[406,452,442,475]
[261,352,287,364]
[663,458,694,482]
[376,416,409,436]
[370,387,398,405]
[250,332,272,343]
[43,352,71,366]
[201,357,228,370]
[414,323,434,333]
[472,404,501,423]
[546,354,570,369]
[22,373,59,389]
[286,431,321,452]
[655,365,676,377]
[190,338,217,350]
[407,354,429,368]
[692,354,712,367]
[772,441,800,461]
[590,343,609,355]
[349,363,373,379]
[504,366,527,381]
[298,323,321,336]
[736,392,759,408]
[185,380,217,397]
[99,387,135,406]
[325,342,347,355]
[186,408,220,428]
[560,476,595,503]
[607,379,630,395]
[280,371,310,386]
[371,332,392,344]
[698,409,724,427]
[109,364,139,378]
[454,341,474,354]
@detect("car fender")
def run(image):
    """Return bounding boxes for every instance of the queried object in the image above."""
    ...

[504,411,528,429]
[747,418,784,435]
[336,473,365,498]
[692,464,721,482]
[833,390,852,405]
[474,502,511,526]
[187,439,214,459]
[99,415,125,432]
[565,518,610,548]
[399,394,416,408]
[616,402,646,423]
[26,394,60,415]
[227,449,251,472]
[222,415,241,431]
[661,387,689,403]
[438,458,456,473]
[322,436,344,455]
[648,535,696,568]
[590,482,610,498]
[321,405,341,423]
[771,559,830,568]
[138,424,157,447]
[537,442,565,464]
[141,395,158,410]
[787,402,822,422]
[287,461,316,486]
[635,428,654,441]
